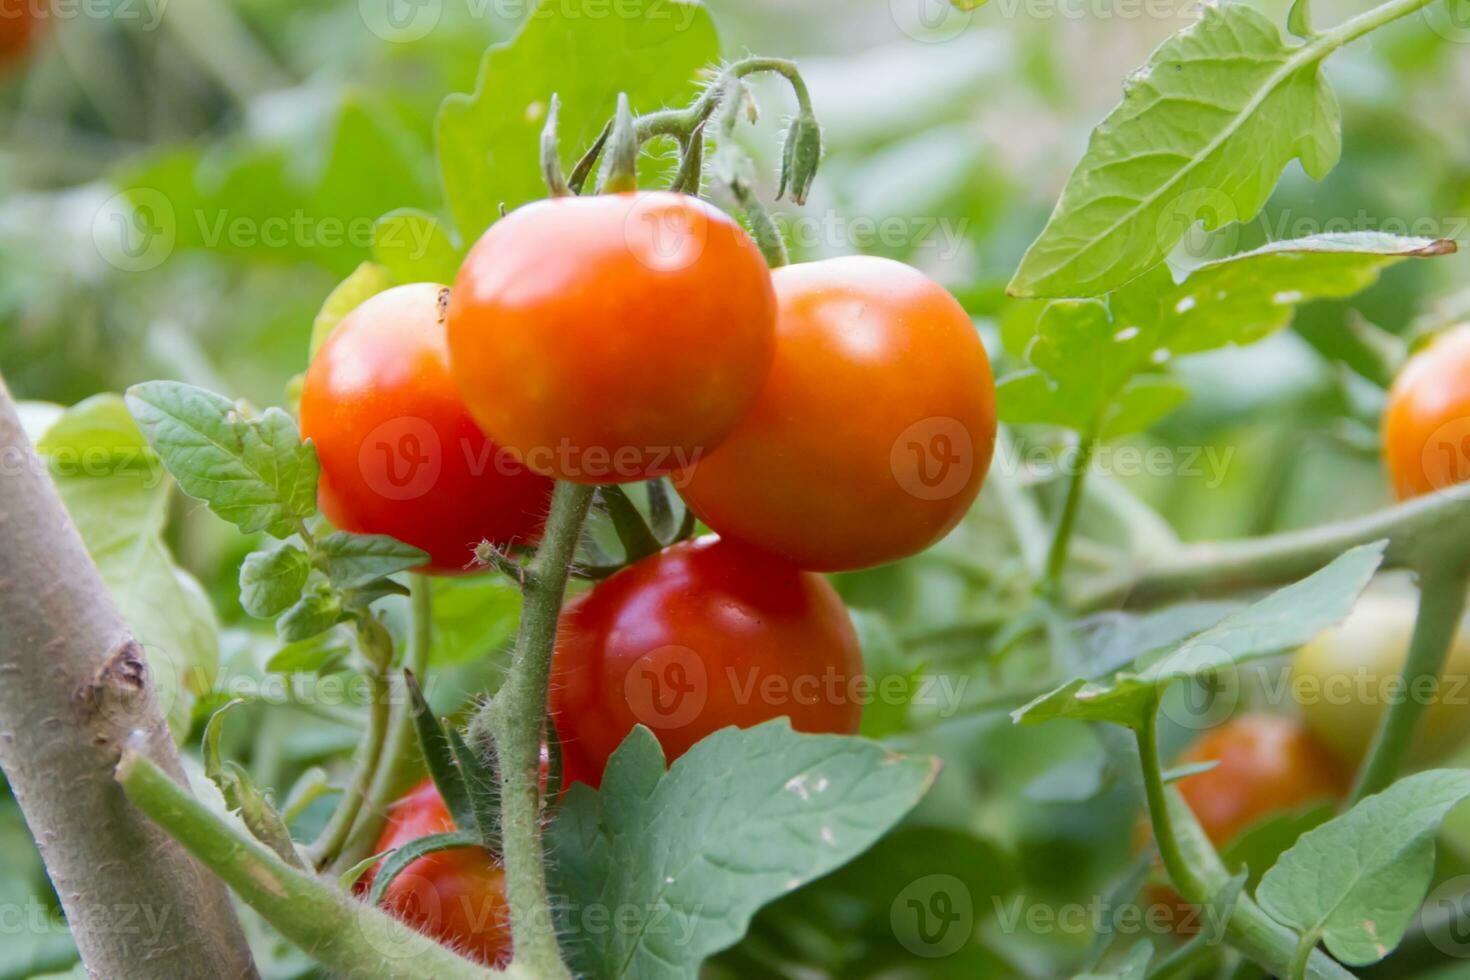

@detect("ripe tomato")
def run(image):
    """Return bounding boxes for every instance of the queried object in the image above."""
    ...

[1383,323,1470,498]
[300,283,552,573]
[549,536,865,788]
[1169,714,1348,848]
[678,256,996,572]
[447,192,776,484]
[362,779,510,967]
[1293,588,1470,764]
[0,2,44,65]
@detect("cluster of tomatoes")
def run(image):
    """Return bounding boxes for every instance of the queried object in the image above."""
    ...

[301,189,998,963]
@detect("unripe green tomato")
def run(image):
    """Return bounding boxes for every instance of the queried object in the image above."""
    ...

[1292,590,1470,764]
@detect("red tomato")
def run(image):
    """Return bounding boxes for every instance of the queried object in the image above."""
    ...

[0,2,44,65]
[447,191,776,484]
[300,283,552,573]
[1383,323,1470,499]
[678,256,996,571]
[549,536,865,788]
[363,779,510,966]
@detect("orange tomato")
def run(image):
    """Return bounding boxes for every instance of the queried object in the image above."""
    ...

[1383,323,1470,499]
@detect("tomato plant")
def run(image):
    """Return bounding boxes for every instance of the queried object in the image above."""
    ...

[1383,323,1470,499]
[678,256,996,571]
[447,191,775,484]
[300,283,553,573]
[550,536,864,788]
[362,779,512,967]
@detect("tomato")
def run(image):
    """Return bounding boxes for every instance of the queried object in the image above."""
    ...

[1383,322,1470,498]
[362,779,510,966]
[549,536,865,788]
[1293,587,1470,764]
[0,2,44,65]
[300,283,553,573]
[1169,714,1348,848]
[678,256,996,572]
[447,191,776,484]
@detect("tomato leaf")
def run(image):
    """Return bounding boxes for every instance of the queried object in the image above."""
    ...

[33,394,218,736]
[436,0,718,242]
[126,381,319,539]
[239,542,312,619]
[427,576,521,665]
[547,720,936,979]
[366,830,483,907]
[1256,770,1470,966]
[404,670,477,833]
[265,631,351,675]
[1013,543,1383,729]
[202,701,302,867]
[1075,940,1151,979]
[372,210,462,286]
[448,726,503,852]
[277,591,346,643]
[313,532,428,590]
[1007,2,1343,298]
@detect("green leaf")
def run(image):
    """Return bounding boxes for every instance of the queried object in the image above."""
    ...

[372,210,462,285]
[1220,803,1334,891]
[367,830,483,907]
[428,576,521,664]
[201,701,302,867]
[277,591,345,643]
[265,631,351,675]
[404,670,476,833]
[126,381,319,539]
[437,0,718,241]
[314,532,428,590]
[448,727,502,850]
[1014,543,1383,729]
[1257,770,1470,966]
[239,542,312,618]
[850,611,923,740]
[547,720,936,979]
[309,262,394,358]
[1008,2,1342,297]
[36,395,218,735]
[1075,940,1151,979]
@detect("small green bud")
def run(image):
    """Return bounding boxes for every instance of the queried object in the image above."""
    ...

[777,110,822,206]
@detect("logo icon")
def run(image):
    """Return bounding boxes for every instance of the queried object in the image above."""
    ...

[93,189,176,272]
[359,0,441,42]
[624,195,710,273]
[1156,188,1239,264]
[359,417,442,501]
[891,874,973,957]
[624,645,708,729]
[1423,876,1470,958]
[1421,418,1470,492]
[890,0,975,43]
[891,417,975,501]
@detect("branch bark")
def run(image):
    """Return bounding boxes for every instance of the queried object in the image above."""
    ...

[0,376,258,978]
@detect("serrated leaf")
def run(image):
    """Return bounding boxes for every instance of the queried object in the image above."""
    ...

[437,0,718,241]
[239,542,312,619]
[37,395,217,735]
[547,720,936,979]
[277,591,345,643]
[1008,2,1343,297]
[372,209,462,285]
[1257,770,1470,966]
[1221,803,1334,891]
[1014,543,1383,729]
[309,262,393,358]
[314,532,428,590]
[342,576,412,610]
[367,830,483,907]
[126,381,319,538]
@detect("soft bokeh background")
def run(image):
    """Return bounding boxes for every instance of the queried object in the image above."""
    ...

[1,0,1468,976]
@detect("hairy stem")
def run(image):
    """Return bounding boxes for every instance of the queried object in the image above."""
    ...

[117,751,514,980]
[0,376,258,979]
[483,481,595,978]
[1351,561,1470,802]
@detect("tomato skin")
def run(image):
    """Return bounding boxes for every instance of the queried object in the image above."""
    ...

[1293,589,1470,764]
[363,779,510,966]
[549,536,865,788]
[300,283,553,574]
[0,3,44,65]
[678,256,997,572]
[1170,714,1348,847]
[447,192,776,484]
[1383,323,1470,498]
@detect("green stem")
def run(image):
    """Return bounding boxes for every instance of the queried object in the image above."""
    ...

[483,481,594,979]
[1311,0,1446,52]
[117,751,512,980]
[989,427,1051,580]
[1137,705,1355,980]
[1291,930,1322,980]
[1351,561,1470,802]
[1041,434,1097,599]
[1074,484,1470,611]
[333,575,436,874]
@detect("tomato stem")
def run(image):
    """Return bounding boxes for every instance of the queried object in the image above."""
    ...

[1040,432,1097,599]
[483,480,595,979]
[539,93,572,198]
[1350,560,1470,802]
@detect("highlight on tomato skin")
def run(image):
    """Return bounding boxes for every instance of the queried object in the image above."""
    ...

[678,254,997,573]
[299,282,553,574]
[445,190,777,485]
[549,535,865,790]
[360,779,512,967]
[1382,323,1470,499]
